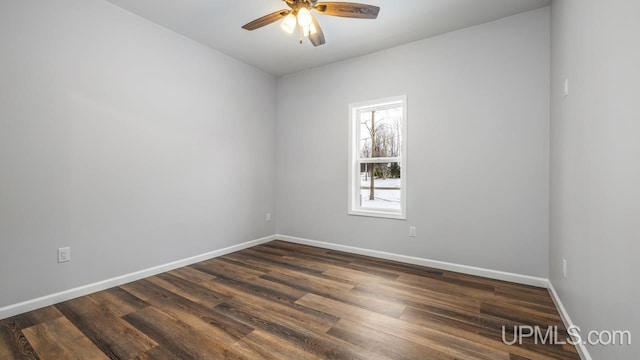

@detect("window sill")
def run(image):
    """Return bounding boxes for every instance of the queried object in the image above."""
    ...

[348,209,406,220]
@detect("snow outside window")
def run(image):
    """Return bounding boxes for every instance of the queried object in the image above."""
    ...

[348,95,407,219]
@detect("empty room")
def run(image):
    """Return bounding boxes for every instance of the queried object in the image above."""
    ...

[0,0,637,359]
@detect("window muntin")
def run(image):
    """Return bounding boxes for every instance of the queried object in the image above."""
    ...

[349,96,407,219]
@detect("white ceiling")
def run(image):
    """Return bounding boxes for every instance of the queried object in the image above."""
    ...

[104,0,550,76]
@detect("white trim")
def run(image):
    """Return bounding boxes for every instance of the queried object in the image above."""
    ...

[276,234,548,288]
[547,281,592,360]
[348,208,407,220]
[0,235,277,320]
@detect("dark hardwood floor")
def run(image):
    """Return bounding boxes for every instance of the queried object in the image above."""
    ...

[0,240,579,359]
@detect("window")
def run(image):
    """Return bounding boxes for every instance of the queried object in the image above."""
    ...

[348,95,407,219]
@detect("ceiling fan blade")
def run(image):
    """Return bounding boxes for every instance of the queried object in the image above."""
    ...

[314,2,380,19]
[309,15,326,47]
[242,9,291,30]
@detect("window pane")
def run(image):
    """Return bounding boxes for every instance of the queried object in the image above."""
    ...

[359,107,403,158]
[359,162,402,211]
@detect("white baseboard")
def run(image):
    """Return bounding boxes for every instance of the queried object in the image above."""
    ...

[547,281,592,360]
[276,234,548,288]
[0,235,277,320]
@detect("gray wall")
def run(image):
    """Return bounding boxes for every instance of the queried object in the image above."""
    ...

[0,0,276,308]
[276,8,550,278]
[550,0,639,358]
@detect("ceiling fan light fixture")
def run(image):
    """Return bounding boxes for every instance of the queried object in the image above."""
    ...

[297,7,312,27]
[280,13,297,34]
[242,1,380,47]
[302,25,311,37]
[301,22,317,38]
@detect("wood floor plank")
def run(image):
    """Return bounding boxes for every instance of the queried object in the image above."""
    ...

[146,272,229,306]
[262,242,414,279]
[442,271,557,309]
[233,330,325,360]
[21,317,109,360]
[0,320,39,360]
[86,287,149,317]
[54,295,157,359]
[480,302,563,327]
[397,272,496,293]
[227,294,338,334]
[121,279,254,342]
[192,263,303,304]
[297,293,510,360]
[258,269,408,318]
[328,318,456,360]
[213,302,390,360]
[237,248,325,276]
[251,276,310,299]
[265,245,357,269]
[261,267,355,295]
[123,307,245,360]
[493,284,557,306]
[401,301,522,337]
[326,250,445,277]
[1,240,579,359]
[399,304,574,360]
[8,306,63,330]
[355,278,483,314]
[168,265,216,284]
[131,345,182,360]
[335,288,407,318]
[323,265,399,285]
[277,255,334,273]
[339,261,412,280]
[193,277,339,333]
[200,257,268,279]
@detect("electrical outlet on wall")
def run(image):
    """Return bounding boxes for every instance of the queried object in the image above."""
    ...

[58,247,71,263]
[266,212,271,222]
[562,258,567,278]
[409,226,416,237]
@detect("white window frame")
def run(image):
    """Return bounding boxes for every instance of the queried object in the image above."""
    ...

[348,95,407,220]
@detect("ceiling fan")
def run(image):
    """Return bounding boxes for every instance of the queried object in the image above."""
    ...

[241,0,380,47]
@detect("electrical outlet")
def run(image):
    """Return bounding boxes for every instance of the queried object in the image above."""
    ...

[409,226,416,237]
[266,212,271,222]
[563,79,569,97]
[562,258,567,278]
[58,247,71,263]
